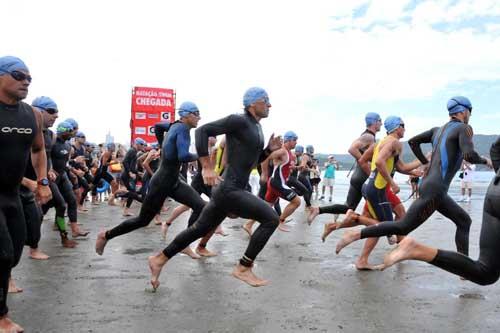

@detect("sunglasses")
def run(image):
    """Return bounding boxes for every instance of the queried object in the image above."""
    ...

[77,136,86,139]
[189,111,201,117]
[400,123,405,128]
[9,70,32,83]
[44,108,58,115]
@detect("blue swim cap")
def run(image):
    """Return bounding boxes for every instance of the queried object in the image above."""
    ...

[295,145,304,154]
[283,131,298,142]
[178,101,199,118]
[134,137,147,145]
[365,112,381,126]
[151,142,160,149]
[306,145,314,154]
[447,96,472,115]
[56,121,74,135]
[0,56,29,76]
[65,118,79,130]
[384,116,403,133]
[32,96,58,111]
[106,142,116,150]
[243,87,269,107]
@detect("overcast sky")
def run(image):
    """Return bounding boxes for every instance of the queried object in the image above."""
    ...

[4,0,500,153]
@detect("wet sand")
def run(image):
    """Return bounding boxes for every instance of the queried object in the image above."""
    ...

[9,182,500,332]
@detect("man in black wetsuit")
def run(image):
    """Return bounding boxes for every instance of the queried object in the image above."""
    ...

[383,137,500,285]
[0,56,52,333]
[307,112,382,224]
[119,137,147,216]
[95,101,207,259]
[336,96,493,255]
[32,97,78,248]
[148,87,282,288]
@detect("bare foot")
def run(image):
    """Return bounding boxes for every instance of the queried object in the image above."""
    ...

[214,225,228,236]
[342,209,358,225]
[29,248,49,260]
[148,254,168,292]
[161,222,170,240]
[181,247,201,259]
[95,230,108,255]
[387,235,398,245]
[278,222,291,232]
[123,210,133,217]
[154,215,162,225]
[231,264,269,287]
[61,234,77,248]
[307,206,320,225]
[8,279,23,293]
[355,259,384,271]
[78,206,88,213]
[242,222,253,236]
[383,237,418,269]
[108,196,116,206]
[321,222,339,242]
[335,230,360,254]
[196,246,218,257]
[72,230,90,238]
[0,315,24,333]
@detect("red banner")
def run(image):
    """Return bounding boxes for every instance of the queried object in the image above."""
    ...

[130,87,175,144]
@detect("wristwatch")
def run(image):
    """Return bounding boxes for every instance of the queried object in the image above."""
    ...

[37,178,50,186]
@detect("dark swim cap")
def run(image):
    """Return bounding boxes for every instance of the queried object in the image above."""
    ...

[56,121,74,135]
[65,118,79,130]
[295,145,304,153]
[306,145,314,154]
[491,137,500,173]
[447,96,472,115]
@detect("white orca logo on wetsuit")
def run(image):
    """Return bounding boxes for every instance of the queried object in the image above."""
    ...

[1,127,33,134]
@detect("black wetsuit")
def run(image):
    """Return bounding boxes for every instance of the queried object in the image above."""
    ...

[319,129,375,215]
[20,157,43,250]
[162,112,279,267]
[141,152,160,196]
[257,162,282,216]
[70,144,91,203]
[105,121,205,240]
[119,147,143,208]
[0,101,37,317]
[359,119,487,255]
[286,154,310,207]
[430,159,500,285]
[40,129,70,234]
[91,153,115,196]
[154,121,171,147]
[298,154,314,207]
[191,160,212,197]
[49,136,78,223]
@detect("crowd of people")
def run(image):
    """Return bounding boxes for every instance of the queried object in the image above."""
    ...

[1,55,500,333]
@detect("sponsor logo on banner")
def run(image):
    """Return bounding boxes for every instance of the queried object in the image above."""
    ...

[161,112,171,121]
[148,113,159,119]
[148,126,155,136]
[135,112,146,120]
[135,127,146,135]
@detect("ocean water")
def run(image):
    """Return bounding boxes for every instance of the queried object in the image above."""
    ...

[321,170,495,202]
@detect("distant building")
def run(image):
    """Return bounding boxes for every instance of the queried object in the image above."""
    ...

[105,131,114,144]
